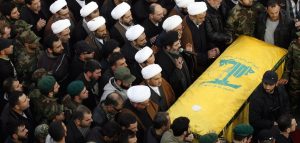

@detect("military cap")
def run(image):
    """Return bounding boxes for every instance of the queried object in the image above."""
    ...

[19,31,40,44]
[38,75,56,94]
[67,80,85,96]
[199,133,218,143]
[233,124,254,137]
[114,67,136,84]
[34,124,49,139]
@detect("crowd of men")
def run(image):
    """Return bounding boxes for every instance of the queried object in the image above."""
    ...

[0,0,299,142]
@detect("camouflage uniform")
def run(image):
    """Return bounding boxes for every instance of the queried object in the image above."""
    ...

[13,31,42,87]
[29,89,64,124]
[226,2,264,40]
[62,95,81,121]
[282,39,300,110]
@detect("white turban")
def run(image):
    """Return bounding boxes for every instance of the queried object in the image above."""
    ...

[142,64,162,80]
[87,16,106,32]
[135,46,153,64]
[162,15,182,32]
[111,2,131,20]
[125,24,144,41]
[187,2,207,15]
[127,85,151,103]
[51,19,71,34]
[49,0,67,14]
[80,1,98,17]
[175,0,195,8]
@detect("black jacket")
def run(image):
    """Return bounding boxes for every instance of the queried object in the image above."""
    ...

[249,84,290,135]
[255,11,295,49]
[205,1,231,50]
[66,121,86,143]
[1,104,35,143]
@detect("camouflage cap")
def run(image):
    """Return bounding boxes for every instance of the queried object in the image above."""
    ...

[34,124,49,139]
[14,20,32,33]
[19,30,40,44]
[114,67,136,84]
[45,104,64,120]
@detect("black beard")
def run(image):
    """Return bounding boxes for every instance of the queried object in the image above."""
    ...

[120,84,130,90]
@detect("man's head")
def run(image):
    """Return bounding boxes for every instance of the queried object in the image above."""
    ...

[161,31,181,52]
[48,121,67,142]
[114,67,136,89]
[101,121,122,142]
[7,121,28,142]
[142,64,163,87]
[108,52,128,71]
[37,75,60,96]
[135,46,155,67]
[0,20,11,39]
[51,19,71,43]
[111,2,133,26]
[207,0,222,9]
[19,30,41,51]
[49,0,70,19]
[266,0,280,21]
[0,38,14,56]
[8,91,30,111]
[175,0,194,15]
[171,116,190,137]
[239,0,253,7]
[84,59,102,80]
[87,16,109,39]
[72,105,93,128]
[116,112,138,133]
[34,124,49,143]
[162,15,183,38]
[80,1,99,21]
[277,114,298,133]
[149,3,164,24]
[262,70,278,94]
[233,124,254,143]
[103,39,121,59]
[103,92,124,114]
[118,129,137,143]
[257,129,275,143]
[74,40,95,61]
[126,24,147,48]
[44,34,64,56]
[0,1,20,20]
[188,2,207,25]
[127,85,151,110]
[3,78,23,94]
[153,112,171,132]
[67,80,88,101]
[25,0,41,13]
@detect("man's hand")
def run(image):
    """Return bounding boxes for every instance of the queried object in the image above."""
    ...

[208,49,218,59]
[278,78,288,85]
[184,133,194,142]
[175,57,183,69]
[37,18,46,31]
[185,43,193,52]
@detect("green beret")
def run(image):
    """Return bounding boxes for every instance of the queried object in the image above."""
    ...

[233,124,254,137]
[67,80,84,96]
[199,133,218,143]
[38,75,56,94]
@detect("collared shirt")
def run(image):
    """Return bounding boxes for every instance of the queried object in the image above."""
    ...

[96,38,104,44]
[150,85,161,96]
